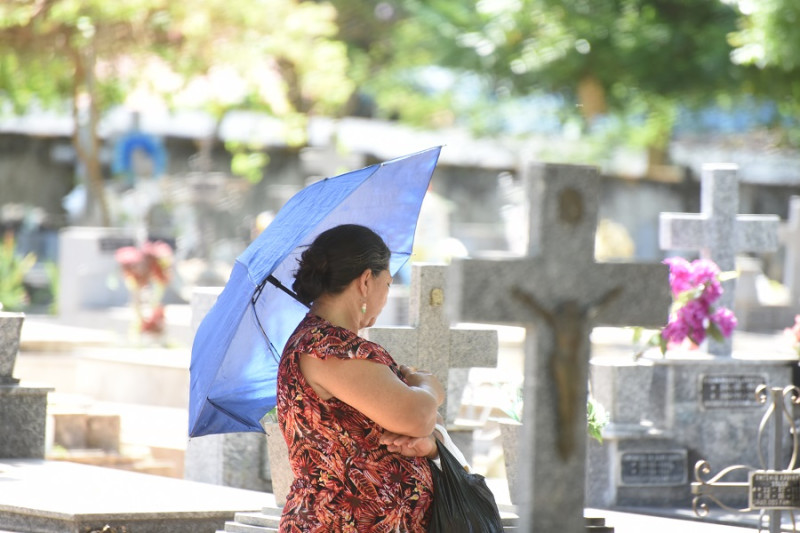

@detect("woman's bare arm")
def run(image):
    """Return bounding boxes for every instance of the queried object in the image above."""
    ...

[299,354,444,438]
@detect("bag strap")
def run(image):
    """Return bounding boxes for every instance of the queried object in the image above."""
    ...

[434,423,471,472]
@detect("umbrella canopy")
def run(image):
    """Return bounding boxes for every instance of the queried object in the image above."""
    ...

[189,146,442,437]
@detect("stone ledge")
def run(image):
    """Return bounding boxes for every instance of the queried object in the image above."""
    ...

[0,460,270,533]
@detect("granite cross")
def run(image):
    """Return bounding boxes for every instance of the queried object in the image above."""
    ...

[778,196,800,306]
[659,164,780,356]
[365,263,498,425]
[448,163,671,533]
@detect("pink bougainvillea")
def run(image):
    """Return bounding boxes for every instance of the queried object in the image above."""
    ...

[115,241,173,337]
[659,257,737,351]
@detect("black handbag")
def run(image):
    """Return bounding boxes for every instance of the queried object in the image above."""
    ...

[427,439,504,532]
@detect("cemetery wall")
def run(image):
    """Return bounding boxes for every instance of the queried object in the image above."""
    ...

[2,127,800,268]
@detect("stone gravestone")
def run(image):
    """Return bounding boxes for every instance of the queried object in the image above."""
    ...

[659,164,780,352]
[448,163,671,533]
[58,226,137,314]
[779,196,800,306]
[0,312,53,458]
[587,163,791,513]
[365,263,499,427]
[183,287,272,492]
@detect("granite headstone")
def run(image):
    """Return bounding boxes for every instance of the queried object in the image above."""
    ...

[449,162,670,532]
[659,164,780,354]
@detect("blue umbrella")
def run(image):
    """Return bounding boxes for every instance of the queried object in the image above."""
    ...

[189,146,442,437]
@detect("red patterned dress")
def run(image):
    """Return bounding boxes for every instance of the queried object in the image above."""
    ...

[277,313,434,532]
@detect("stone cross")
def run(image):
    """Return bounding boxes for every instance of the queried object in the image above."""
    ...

[659,164,780,356]
[779,196,800,306]
[448,163,671,533]
[365,264,498,425]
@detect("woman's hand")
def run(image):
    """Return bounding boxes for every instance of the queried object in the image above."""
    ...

[380,430,438,459]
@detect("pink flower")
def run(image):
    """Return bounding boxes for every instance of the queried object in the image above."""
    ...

[711,308,737,337]
[115,246,144,266]
[690,259,720,286]
[663,257,693,296]
[662,315,689,344]
[679,299,709,336]
[699,279,723,306]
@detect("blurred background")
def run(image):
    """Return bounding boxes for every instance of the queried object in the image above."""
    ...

[1,0,800,318]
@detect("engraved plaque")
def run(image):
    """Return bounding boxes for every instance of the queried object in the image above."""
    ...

[700,374,766,408]
[98,236,136,253]
[749,471,800,510]
[619,450,687,486]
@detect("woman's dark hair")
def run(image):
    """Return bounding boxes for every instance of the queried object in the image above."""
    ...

[292,224,390,305]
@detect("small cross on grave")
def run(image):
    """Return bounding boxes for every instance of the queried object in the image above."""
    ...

[779,196,800,306]
[660,164,780,356]
[365,264,498,426]
[448,163,671,533]
[691,385,800,533]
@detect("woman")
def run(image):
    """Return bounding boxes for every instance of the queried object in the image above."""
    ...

[277,224,445,532]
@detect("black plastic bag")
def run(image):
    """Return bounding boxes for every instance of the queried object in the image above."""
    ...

[427,439,504,532]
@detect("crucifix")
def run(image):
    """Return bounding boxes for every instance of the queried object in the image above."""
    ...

[366,263,498,426]
[659,163,780,356]
[448,162,671,533]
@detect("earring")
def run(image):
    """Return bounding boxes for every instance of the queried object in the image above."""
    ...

[361,302,367,314]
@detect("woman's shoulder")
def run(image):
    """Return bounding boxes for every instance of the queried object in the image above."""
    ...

[286,313,393,364]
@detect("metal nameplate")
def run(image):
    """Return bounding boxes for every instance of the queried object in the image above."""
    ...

[749,471,800,510]
[619,450,688,486]
[700,374,766,408]
[98,236,136,253]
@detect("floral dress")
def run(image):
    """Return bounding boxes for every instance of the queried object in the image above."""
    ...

[277,313,434,533]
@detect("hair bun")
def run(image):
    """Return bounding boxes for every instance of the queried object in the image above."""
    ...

[292,247,328,305]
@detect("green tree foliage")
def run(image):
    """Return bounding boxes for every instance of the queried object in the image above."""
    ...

[0,0,353,224]
[330,0,800,151]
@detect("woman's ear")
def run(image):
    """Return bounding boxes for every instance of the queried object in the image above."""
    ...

[358,268,372,295]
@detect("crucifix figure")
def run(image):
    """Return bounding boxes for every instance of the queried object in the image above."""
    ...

[660,164,779,356]
[448,162,671,533]
[366,264,498,426]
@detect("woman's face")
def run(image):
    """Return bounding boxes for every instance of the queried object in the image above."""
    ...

[362,269,392,328]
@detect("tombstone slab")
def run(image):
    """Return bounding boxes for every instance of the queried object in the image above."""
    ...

[586,355,796,509]
[58,226,138,313]
[0,459,269,533]
[449,162,671,532]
